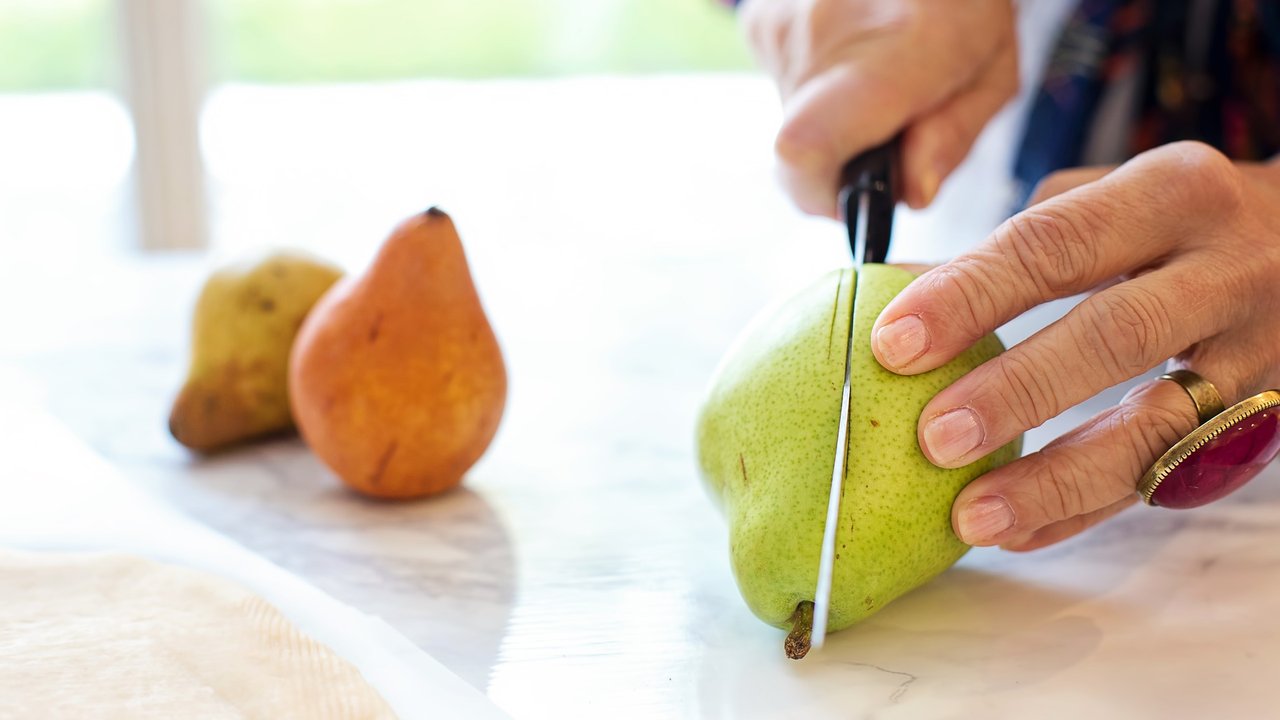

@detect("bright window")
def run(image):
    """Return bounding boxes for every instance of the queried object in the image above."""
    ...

[209,0,747,81]
[1,0,751,255]
[0,0,113,90]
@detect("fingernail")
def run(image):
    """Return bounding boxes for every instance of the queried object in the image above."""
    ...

[958,496,1016,544]
[875,315,929,370]
[922,408,984,465]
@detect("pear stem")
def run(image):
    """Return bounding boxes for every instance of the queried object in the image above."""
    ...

[785,601,815,660]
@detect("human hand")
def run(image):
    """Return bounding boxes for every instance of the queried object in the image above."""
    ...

[869,142,1280,550]
[739,0,1017,216]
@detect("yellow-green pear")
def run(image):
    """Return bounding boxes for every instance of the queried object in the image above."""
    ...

[169,250,342,452]
[696,264,1021,657]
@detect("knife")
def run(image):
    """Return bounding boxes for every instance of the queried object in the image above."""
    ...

[810,139,900,651]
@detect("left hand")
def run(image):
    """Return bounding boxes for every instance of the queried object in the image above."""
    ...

[870,141,1280,551]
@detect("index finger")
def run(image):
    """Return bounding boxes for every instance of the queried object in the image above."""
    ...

[774,11,1013,216]
[870,142,1242,375]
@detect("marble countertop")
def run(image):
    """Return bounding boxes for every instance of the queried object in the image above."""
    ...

[6,242,1280,718]
[3,75,1278,719]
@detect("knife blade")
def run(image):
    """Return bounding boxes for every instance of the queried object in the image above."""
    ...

[810,140,899,651]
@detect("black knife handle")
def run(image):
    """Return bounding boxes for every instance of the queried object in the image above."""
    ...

[838,138,900,265]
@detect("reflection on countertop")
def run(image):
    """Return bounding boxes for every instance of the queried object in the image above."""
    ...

[4,76,1279,719]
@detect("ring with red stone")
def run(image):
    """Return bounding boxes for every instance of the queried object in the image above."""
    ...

[1139,371,1280,509]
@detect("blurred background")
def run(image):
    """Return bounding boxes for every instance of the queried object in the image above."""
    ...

[0,0,1042,459]
[1,0,849,477]
[0,0,762,262]
[0,3,823,699]
[0,5,1087,702]
[0,0,1045,423]
[0,6,850,691]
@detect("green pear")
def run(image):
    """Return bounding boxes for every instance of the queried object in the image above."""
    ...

[169,250,342,452]
[696,264,1021,657]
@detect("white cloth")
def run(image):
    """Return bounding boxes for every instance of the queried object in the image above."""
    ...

[0,385,510,720]
[0,550,398,720]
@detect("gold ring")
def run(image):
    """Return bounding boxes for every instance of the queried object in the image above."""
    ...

[1138,389,1280,509]
[1158,369,1226,425]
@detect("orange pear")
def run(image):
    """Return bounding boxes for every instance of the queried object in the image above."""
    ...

[289,208,507,499]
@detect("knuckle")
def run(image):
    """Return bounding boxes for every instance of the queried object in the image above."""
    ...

[1141,403,1196,447]
[929,110,976,162]
[773,120,825,168]
[990,351,1063,428]
[1167,140,1235,180]
[1109,400,1196,477]
[810,0,917,53]
[1209,341,1276,402]
[921,260,999,339]
[1161,141,1246,211]
[1018,451,1090,522]
[1078,287,1172,378]
[808,0,851,29]
[804,0,837,22]
[806,0,911,48]
[912,2,999,69]
[874,2,922,36]
[996,208,1099,294]
[909,9,957,52]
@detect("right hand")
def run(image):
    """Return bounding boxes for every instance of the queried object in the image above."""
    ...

[740,0,1019,216]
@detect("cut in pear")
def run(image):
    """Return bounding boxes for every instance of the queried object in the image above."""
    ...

[696,264,1021,657]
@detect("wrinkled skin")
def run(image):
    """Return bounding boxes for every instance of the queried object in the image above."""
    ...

[741,0,1280,549]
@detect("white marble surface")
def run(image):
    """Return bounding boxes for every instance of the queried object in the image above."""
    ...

[6,244,1279,719]
[3,75,1279,718]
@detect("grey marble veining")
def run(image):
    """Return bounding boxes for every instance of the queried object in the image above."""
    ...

[4,69,1278,714]
[12,246,1280,718]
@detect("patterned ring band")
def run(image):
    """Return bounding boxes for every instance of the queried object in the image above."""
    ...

[1138,371,1280,509]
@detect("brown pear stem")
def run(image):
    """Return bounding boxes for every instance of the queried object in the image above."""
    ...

[785,601,814,660]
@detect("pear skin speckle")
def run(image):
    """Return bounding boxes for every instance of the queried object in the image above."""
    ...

[696,265,1021,633]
